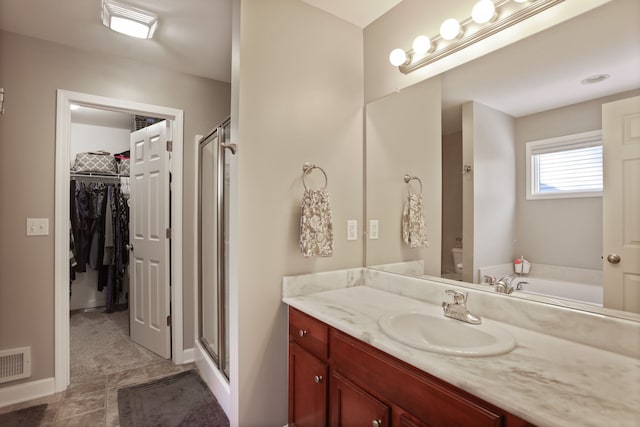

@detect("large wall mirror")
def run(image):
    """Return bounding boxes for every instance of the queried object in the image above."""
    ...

[365,0,640,319]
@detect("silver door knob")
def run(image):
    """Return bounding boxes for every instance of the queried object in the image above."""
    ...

[372,420,382,427]
[298,330,307,337]
[126,244,134,252]
[607,254,621,264]
[313,375,323,384]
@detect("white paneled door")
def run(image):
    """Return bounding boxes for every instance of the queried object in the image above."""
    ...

[129,120,172,358]
[602,96,640,314]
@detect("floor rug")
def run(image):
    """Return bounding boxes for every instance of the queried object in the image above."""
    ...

[118,370,229,427]
[0,404,48,426]
[70,309,162,382]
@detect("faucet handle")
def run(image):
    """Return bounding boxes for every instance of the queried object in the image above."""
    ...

[499,275,514,285]
[483,275,496,285]
[445,289,467,304]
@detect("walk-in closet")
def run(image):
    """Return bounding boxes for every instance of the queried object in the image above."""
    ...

[69,106,165,382]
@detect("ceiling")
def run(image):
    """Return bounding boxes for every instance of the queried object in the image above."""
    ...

[0,0,233,83]
[2,0,638,132]
[300,0,402,28]
[0,0,397,84]
[440,0,640,134]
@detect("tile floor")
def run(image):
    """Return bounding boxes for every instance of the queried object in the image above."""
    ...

[0,310,194,426]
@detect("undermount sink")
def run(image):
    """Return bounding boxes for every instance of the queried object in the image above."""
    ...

[378,311,516,357]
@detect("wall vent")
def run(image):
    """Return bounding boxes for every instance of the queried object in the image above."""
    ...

[0,347,31,384]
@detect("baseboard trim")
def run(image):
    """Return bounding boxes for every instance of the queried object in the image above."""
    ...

[194,342,230,417]
[0,377,56,408]
[182,348,195,364]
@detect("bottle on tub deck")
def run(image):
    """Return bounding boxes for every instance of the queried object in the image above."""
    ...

[514,256,531,276]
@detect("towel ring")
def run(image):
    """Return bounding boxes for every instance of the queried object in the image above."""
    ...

[403,174,423,193]
[303,162,328,190]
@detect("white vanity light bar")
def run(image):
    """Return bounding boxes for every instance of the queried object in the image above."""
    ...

[397,0,565,75]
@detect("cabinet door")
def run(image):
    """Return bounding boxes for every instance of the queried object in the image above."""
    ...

[289,342,328,427]
[330,371,390,427]
[396,410,431,427]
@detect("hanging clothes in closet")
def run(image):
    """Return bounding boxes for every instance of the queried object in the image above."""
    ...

[70,179,129,312]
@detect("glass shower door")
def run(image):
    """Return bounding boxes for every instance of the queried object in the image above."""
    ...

[198,117,234,379]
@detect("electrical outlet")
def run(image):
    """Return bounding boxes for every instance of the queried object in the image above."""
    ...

[369,219,379,240]
[26,218,49,236]
[347,220,357,241]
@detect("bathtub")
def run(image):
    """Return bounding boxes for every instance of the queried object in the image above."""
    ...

[478,263,604,307]
[514,276,603,306]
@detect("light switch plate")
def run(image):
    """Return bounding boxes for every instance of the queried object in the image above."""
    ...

[26,218,49,236]
[369,219,379,240]
[347,220,357,241]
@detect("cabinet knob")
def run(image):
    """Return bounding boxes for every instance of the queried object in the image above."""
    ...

[372,420,382,427]
[298,330,307,337]
[313,375,323,384]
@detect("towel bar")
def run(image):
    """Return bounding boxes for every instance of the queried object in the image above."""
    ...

[403,174,423,193]
[303,163,328,190]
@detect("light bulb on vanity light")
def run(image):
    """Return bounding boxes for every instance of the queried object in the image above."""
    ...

[389,48,408,66]
[472,0,498,24]
[440,18,463,40]
[412,35,433,55]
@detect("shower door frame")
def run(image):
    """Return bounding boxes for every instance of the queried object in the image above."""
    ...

[197,117,233,379]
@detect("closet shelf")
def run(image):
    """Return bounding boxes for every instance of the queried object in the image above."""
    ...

[70,172,128,182]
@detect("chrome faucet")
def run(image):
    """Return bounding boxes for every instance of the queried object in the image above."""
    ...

[495,276,515,294]
[515,281,529,291]
[442,289,481,325]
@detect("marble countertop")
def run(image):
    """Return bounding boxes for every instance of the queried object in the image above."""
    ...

[283,285,640,427]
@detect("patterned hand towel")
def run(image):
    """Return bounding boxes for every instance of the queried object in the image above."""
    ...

[300,188,334,257]
[402,193,429,248]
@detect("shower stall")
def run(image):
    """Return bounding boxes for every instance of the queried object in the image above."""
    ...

[198,117,234,379]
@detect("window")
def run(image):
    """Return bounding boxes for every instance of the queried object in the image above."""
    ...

[526,130,602,200]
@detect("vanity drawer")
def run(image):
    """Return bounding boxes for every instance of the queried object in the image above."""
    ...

[289,307,329,360]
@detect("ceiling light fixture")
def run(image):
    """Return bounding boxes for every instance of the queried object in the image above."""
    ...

[389,0,565,74]
[580,74,610,85]
[102,0,158,39]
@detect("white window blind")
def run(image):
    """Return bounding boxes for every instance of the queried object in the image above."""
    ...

[526,130,603,200]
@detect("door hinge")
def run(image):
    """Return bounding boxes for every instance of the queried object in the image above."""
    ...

[166,228,171,239]
[166,315,171,327]
[166,140,173,152]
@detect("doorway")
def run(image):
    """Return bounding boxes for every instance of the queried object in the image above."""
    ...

[54,90,186,392]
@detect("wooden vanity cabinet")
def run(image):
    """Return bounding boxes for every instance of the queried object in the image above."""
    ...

[289,309,330,427]
[330,370,390,426]
[290,342,328,427]
[288,307,533,427]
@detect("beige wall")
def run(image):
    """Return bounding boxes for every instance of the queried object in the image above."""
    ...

[0,30,230,383]
[442,131,463,274]
[231,0,363,425]
[463,101,516,282]
[365,77,442,275]
[514,89,640,270]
